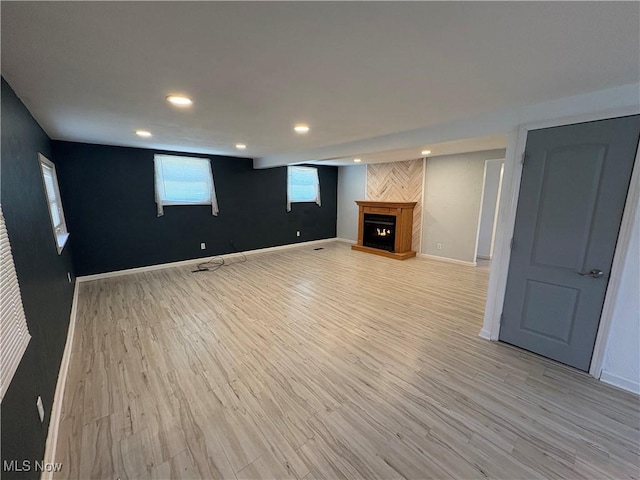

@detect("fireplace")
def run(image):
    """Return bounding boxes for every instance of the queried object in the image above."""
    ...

[363,214,396,252]
[351,201,417,260]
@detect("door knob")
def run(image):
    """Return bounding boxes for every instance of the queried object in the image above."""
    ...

[577,269,604,278]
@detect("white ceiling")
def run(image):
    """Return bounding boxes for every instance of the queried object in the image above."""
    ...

[2,2,638,164]
[307,134,508,166]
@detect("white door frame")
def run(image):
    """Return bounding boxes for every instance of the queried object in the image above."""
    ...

[474,158,505,261]
[472,160,490,262]
[481,105,640,379]
[489,163,505,260]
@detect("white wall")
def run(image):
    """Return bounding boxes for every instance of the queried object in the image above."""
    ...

[600,207,640,394]
[477,159,504,259]
[422,149,506,263]
[336,165,366,241]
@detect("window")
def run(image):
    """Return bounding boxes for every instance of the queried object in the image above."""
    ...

[0,205,31,401]
[39,154,69,253]
[287,166,321,211]
[154,154,219,216]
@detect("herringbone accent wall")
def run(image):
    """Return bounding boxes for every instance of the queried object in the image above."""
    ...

[366,159,424,252]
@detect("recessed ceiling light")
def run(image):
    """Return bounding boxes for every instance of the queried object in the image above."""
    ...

[294,124,310,134]
[421,150,432,156]
[136,130,152,137]
[353,158,362,163]
[235,144,247,150]
[166,95,193,107]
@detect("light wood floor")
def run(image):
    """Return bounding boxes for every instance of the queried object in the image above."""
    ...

[54,242,640,479]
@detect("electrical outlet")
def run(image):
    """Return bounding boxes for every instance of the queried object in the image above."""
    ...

[67,272,72,283]
[296,231,301,237]
[36,396,45,422]
[437,243,443,250]
[200,242,206,250]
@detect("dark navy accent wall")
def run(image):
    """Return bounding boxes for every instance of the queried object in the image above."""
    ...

[52,141,337,276]
[1,78,76,478]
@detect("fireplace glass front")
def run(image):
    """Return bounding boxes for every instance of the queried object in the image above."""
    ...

[363,213,396,252]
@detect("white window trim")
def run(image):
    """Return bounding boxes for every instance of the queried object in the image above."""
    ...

[153,154,219,216]
[38,154,69,254]
[287,166,321,212]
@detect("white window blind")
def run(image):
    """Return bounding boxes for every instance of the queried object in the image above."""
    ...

[39,154,69,254]
[287,166,321,212]
[0,205,31,401]
[154,155,219,216]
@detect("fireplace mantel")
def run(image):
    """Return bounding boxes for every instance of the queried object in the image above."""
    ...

[351,201,417,260]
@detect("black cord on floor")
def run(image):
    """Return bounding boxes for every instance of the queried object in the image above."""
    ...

[192,241,247,273]
[192,256,225,273]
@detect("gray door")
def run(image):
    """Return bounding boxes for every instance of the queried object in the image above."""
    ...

[500,115,640,371]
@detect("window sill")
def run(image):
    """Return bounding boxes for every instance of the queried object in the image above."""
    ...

[56,232,70,254]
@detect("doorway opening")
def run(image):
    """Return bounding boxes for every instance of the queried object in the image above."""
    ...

[475,159,505,268]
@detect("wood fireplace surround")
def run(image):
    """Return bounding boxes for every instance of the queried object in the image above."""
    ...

[351,201,417,260]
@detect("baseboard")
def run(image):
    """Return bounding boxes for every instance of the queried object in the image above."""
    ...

[476,255,491,260]
[418,253,477,267]
[335,237,357,244]
[478,328,492,340]
[599,370,640,395]
[77,238,338,282]
[41,280,79,479]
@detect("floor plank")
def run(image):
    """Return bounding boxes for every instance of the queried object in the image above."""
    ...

[54,242,640,479]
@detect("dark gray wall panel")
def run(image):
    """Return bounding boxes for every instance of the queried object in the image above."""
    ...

[52,142,337,276]
[1,77,75,479]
